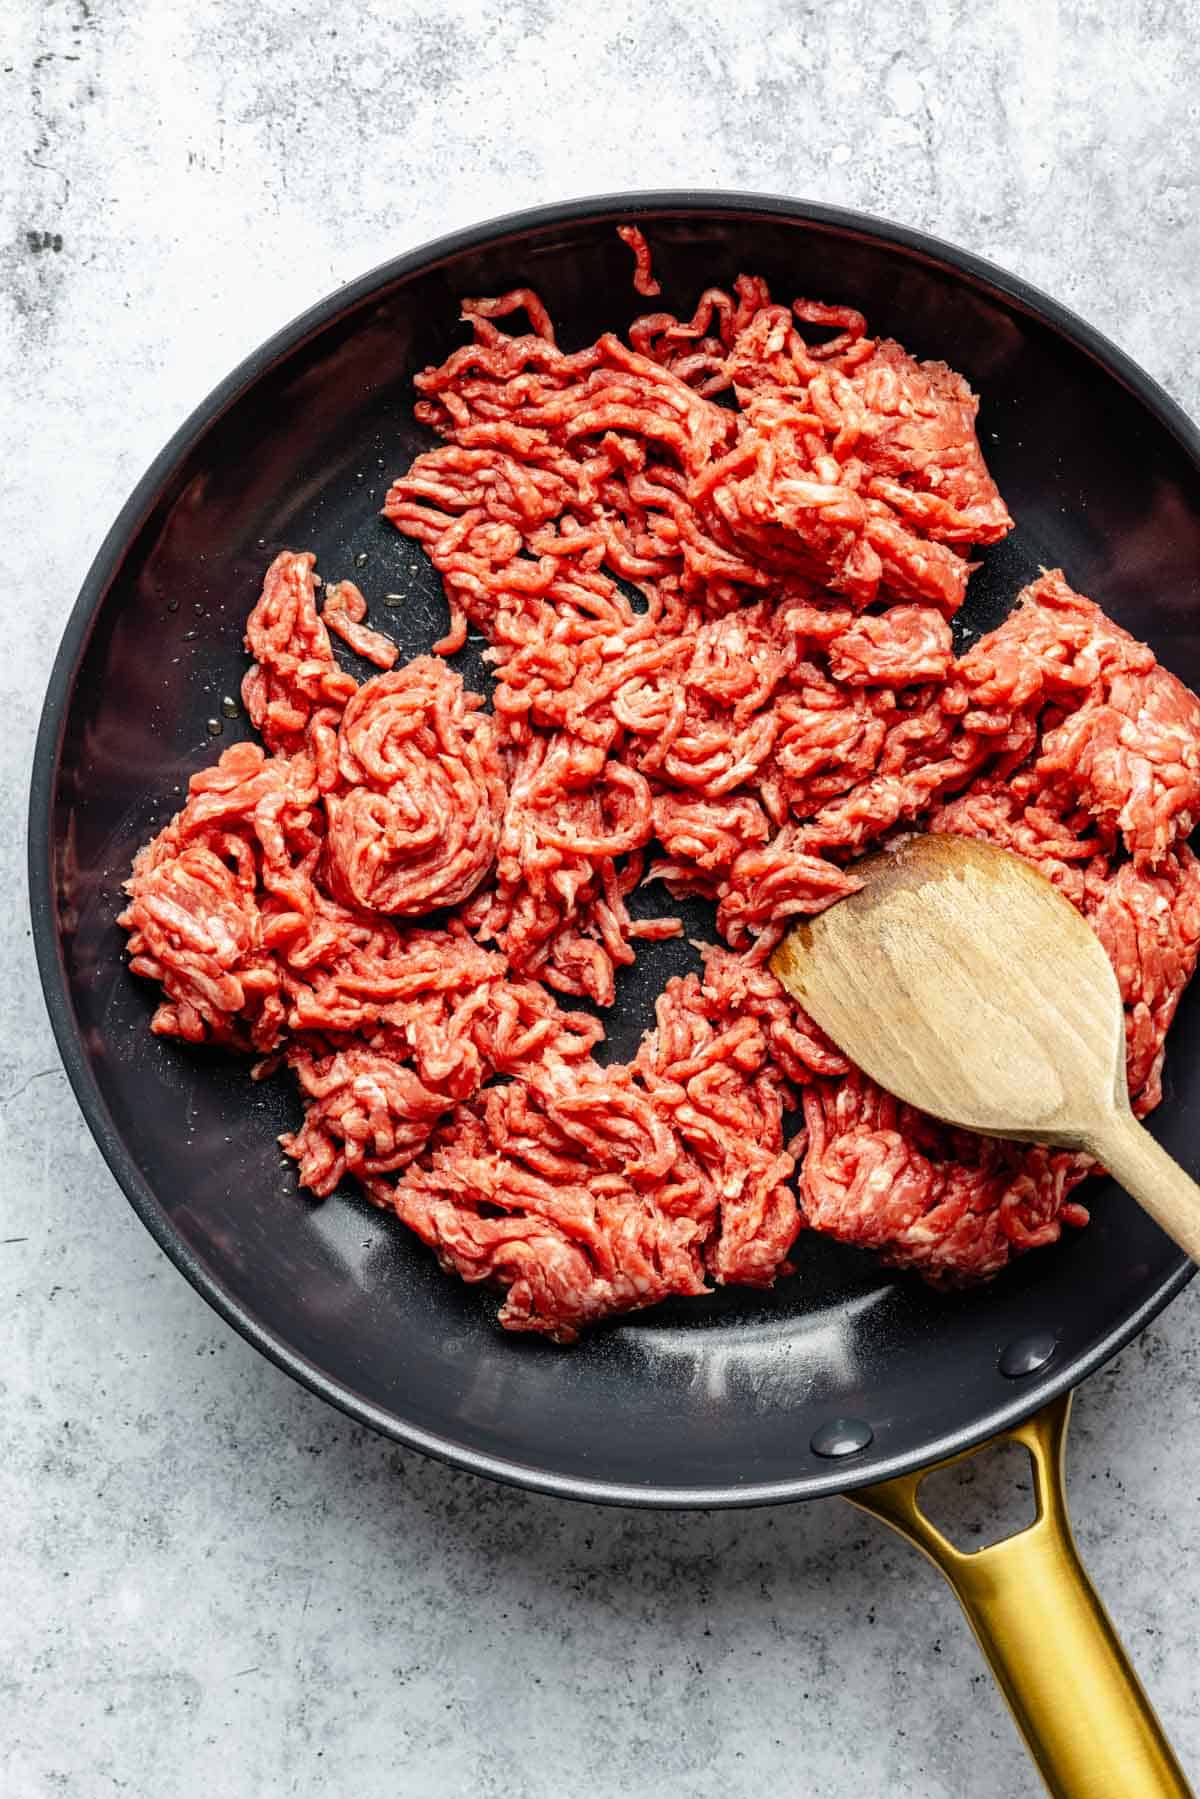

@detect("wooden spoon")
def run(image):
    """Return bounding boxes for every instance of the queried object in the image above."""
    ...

[769,831,1200,1263]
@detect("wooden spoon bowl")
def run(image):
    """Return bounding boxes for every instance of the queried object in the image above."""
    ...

[770,833,1200,1263]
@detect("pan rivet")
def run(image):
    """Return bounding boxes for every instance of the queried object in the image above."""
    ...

[810,1418,873,1458]
[998,1331,1057,1378]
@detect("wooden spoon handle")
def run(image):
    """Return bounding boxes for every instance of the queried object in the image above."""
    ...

[1085,1111,1200,1264]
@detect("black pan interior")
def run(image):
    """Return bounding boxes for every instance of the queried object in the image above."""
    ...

[30,196,1199,1504]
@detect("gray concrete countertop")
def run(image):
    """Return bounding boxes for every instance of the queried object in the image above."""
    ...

[4,4,1199,1795]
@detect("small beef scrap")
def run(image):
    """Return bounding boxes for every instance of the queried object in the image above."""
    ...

[242,550,357,757]
[122,235,1200,1338]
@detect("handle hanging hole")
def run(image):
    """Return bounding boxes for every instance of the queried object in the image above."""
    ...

[917,1440,1038,1551]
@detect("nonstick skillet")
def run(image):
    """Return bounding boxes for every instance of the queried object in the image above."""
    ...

[29,195,1200,1798]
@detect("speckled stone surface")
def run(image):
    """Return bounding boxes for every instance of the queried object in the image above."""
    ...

[4,5,1200,1795]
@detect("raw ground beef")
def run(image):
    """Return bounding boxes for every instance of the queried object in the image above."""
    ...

[121,233,1200,1340]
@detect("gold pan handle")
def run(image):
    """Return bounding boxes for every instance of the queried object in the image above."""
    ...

[849,1393,1192,1799]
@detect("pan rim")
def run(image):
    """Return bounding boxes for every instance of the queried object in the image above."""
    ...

[28,188,1197,1509]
